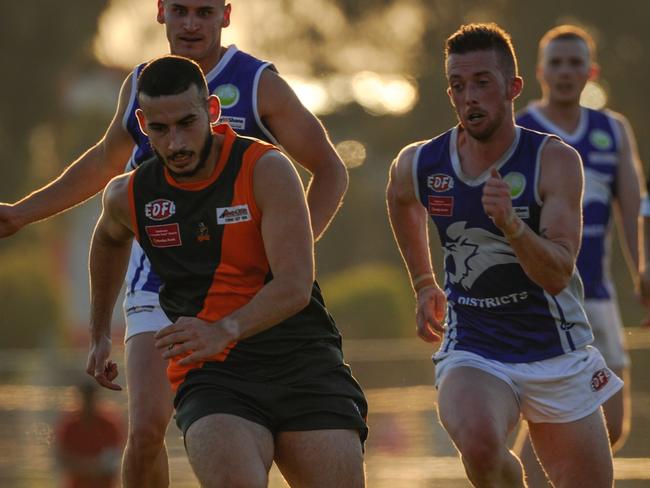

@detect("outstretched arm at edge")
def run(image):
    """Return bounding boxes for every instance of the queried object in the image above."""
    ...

[0,73,137,237]
[609,114,649,322]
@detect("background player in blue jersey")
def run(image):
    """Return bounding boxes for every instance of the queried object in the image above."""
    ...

[0,1,349,486]
[387,23,621,488]
[516,25,646,486]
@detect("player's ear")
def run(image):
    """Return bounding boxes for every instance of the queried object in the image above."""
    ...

[508,76,524,101]
[222,4,231,28]
[135,109,148,135]
[207,95,221,125]
[589,62,600,81]
[156,0,165,24]
[535,61,544,84]
[446,86,455,107]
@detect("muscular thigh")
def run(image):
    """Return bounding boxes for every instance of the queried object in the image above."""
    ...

[275,429,364,488]
[125,332,174,424]
[437,363,520,443]
[528,409,613,487]
[185,414,274,488]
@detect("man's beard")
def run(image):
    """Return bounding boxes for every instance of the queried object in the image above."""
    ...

[464,117,500,141]
[155,130,214,179]
[460,109,505,142]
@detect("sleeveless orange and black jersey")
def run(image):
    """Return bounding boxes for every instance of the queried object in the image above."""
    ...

[129,124,341,390]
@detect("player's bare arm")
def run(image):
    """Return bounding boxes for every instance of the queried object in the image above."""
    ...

[387,144,446,343]
[86,173,135,390]
[484,138,583,295]
[612,114,643,274]
[257,68,348,240]
[155,149,315,364]
[0,73,137,237]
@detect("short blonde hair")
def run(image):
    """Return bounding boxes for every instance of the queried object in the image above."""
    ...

[538,25,596,62]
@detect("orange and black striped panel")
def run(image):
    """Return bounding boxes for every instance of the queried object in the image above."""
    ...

[130,124,340,390]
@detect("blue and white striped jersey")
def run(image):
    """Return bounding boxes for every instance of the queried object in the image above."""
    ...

[414,126,593,362]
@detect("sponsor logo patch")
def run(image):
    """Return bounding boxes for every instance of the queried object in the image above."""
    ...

[217,205,251,224]
[428,196,453,216]
[427,173,454,192]
[590,368,611,392]
[503,172,526,199]
[513,206,530,219]
[588,152,617,165]
[196,222,210,242]
[125,305,156,316]
[560,321,576,331]
[145,223,182,248]
[218,115,246,130]
[589,129,613,150]
[215,83,240,108]
[145,199,176,221]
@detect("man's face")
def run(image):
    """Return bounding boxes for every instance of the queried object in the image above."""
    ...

[446,49,518,141]
[138,85,213,180]
[538,38,592,105]
[160,0,230,64]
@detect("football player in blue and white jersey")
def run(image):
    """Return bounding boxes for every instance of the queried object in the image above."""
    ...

[516,25,646,486]
[388,23,620,488]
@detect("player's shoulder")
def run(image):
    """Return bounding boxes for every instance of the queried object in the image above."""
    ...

[539,137,582,186]
[100,173,134,227]
[396,140,429,163]
[231,46,268,64]
[388,140,429,198]
[398,127,457,166]
[598,107,634,133]
[121,64,146,94]
[541,136,579,161]
[104,172,132,204]
[254,146,291,174]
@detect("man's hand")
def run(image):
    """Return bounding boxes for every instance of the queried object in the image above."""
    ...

[154,316,240,366]
[0,203,25,238]
[482,169,516,229]
[416,285,447,343]
[86,334,122,390]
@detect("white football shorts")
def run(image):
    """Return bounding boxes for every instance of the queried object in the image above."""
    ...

[434,346,623,424]
[583,298,630,370]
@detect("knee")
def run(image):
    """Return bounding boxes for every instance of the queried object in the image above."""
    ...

[128,418,168,454]
[451,426,507,475]
[460,438,506,474]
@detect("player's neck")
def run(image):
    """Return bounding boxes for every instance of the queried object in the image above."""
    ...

[457,122,517,176]
[196,45,228,77]
[536,99,582,134]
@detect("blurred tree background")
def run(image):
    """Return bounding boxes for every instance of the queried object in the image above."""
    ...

[0,0,647,345]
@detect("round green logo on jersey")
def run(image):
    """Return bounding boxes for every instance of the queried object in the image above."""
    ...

[215,84,240,108]
[503,172,526,199]
[589,129,613,150]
